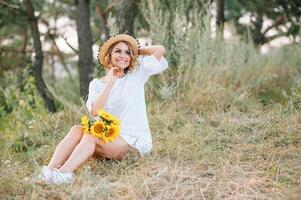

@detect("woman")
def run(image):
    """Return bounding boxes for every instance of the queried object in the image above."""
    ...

[37,34,168,184]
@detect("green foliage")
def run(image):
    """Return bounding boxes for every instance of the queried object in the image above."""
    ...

[225,0,301,45]
[0,89,12,117]
[141,2,301,110]
[11,133,43,153]
[0,66,39,118]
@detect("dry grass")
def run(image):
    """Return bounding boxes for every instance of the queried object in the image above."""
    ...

[1,92,300,199]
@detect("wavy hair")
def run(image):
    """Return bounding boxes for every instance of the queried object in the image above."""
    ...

[103,41,137,74]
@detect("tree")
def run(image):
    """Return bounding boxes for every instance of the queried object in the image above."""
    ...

[216,0,225,36]
[225,0,301,46]
[0,0,28,75]
[75,0,94,98]
[93,0,115,40]
[23,0,57,112]
[116,0,139,35]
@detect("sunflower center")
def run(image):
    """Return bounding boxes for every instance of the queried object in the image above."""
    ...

[94,123,103,133]
[105,128,114,137]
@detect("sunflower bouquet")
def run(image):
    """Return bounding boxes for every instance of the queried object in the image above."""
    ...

[81,109,121,143]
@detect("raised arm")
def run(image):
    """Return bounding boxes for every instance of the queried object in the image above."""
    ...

[90,81,114,117]
[90,67,120,117]
[139,45,165,61]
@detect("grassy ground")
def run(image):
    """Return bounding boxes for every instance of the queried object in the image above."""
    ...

[1,11,301,199]
[1,68,301,199]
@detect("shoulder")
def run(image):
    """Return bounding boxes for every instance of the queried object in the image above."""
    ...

[89,78,106,88]
[137,55,168,68]
[91,77,106,83]
[136,55,156,67]
[137,55,154,63]
[138,54,166,63]
[136,56,143,67]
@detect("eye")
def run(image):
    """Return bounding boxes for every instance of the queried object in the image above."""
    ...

[115,49,121,53]
[126,50,130,55]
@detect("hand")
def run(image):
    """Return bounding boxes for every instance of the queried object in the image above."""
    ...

[113,67,125,77]
[107,67,124,83]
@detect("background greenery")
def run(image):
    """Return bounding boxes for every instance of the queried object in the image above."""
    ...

[1,0,301,199]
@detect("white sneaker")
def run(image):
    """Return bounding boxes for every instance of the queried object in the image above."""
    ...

[35,166,53,184]
[50,168,74,185]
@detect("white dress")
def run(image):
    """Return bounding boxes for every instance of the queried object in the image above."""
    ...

[86,55,168,155]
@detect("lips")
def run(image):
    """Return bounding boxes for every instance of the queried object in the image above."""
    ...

[116,60,128,64]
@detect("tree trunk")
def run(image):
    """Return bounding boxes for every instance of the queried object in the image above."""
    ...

[23,0,57,112]
[216,0,224,37]
[252,14,264,45]
[117,0,139,35]
[75,0,94,98]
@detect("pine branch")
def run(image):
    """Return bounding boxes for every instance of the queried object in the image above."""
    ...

[63,36,78,53]
[264,31,288,44]
[0,0,20,10]
[262,15,285,36]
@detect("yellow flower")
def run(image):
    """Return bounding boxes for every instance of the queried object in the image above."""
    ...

[97,109,121,126]
[81,115,90,133]
[112,117,121,126]
[97,109,114,121]
[103,125,120,143]
[82,123,89,133]
[81,115,89,124]
[90,121,105,139]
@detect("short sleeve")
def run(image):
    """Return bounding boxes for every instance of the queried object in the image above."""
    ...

[86,79,104,115]
[138,55,168,82]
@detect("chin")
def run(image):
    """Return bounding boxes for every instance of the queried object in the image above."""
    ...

[118,65,129,69]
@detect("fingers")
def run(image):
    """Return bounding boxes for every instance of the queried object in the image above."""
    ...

[115,71,124,77]
[108,67,124,78]
[112,68,124,77]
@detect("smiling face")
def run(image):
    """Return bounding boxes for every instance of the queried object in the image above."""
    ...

[110,42,131,70]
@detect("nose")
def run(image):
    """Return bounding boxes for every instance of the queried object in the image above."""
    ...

[120,51,129,58]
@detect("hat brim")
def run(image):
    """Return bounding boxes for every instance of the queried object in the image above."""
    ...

[98,34,139,68]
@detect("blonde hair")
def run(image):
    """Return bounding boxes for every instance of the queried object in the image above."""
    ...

[103,41,137,73]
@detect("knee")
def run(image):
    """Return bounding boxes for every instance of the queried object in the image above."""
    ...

[80,133,98,144]
[71,124,82,131]
[68,124,83,138]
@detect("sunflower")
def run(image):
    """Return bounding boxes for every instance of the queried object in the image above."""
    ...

[90,121,105,139]
[111,117,121,126]
[81,115,90,133]
[81,115,89,123]
[103,125,120,143]
[97,109,114,121]
[80,109,121,143]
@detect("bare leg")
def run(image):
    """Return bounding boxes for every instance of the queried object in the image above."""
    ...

[58,134,99,173]
[94,137,131,160]
[47,125,83,169]
[57,136,131,173]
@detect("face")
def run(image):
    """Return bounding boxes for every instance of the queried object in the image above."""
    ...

[110,42,131,69]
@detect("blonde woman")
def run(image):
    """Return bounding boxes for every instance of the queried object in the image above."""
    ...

[37,34,168,184]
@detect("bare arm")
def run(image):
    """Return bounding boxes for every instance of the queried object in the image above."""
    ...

[90,67,122,117]
[91,80,115,117]
[139,45,165,61]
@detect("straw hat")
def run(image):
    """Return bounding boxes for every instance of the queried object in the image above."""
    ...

[98,34,140,67]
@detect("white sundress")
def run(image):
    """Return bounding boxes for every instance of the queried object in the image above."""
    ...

[86,55,168,155]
